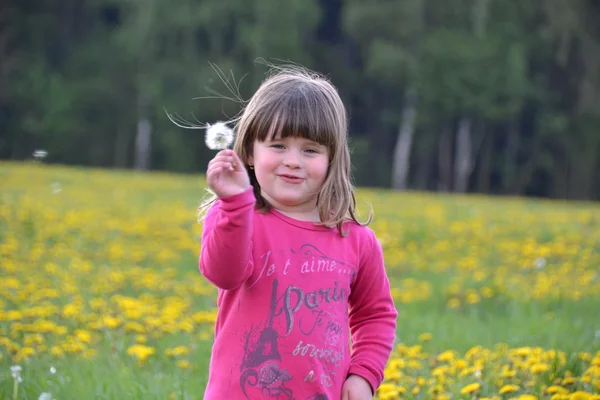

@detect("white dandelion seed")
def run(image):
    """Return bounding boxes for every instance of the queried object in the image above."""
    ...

[533,257,546,269]
[39,392,52,400]
[49,366,56,374]
[51,182,62,194]
[205,121,234,150]
[11,365,22,383]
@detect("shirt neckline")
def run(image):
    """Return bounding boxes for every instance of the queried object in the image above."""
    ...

[268,207,334,231]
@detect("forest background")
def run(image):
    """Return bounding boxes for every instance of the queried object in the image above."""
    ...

[1,0,599,200]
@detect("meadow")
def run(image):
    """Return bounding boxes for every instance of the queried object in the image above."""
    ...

[1,161,599,400]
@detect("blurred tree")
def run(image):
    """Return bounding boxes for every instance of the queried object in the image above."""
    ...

[1,0,599,200]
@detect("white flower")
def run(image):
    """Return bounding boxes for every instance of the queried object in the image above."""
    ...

[33,150,48,159]
[39,393,52,400]
[205,121,234,150]
[50,366,56,374]
[533,257,546,269]
[11,365,22,382]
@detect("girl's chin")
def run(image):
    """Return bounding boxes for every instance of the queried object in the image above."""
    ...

[267,195,317,210]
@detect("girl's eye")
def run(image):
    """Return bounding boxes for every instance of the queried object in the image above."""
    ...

[270,144,285,149]
[305,148,320,154]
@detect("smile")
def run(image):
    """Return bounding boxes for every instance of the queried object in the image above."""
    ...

[278,174,305,184]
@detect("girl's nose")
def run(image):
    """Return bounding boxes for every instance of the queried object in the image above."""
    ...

[283,150,301,168]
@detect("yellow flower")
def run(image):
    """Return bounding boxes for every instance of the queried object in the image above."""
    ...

[419,332,433,342]
[563,377,577,385]
[102,315,122,329]
[135,335,147,343]
[447,298,461,309]
[125,322,145,334]
[569,392,593,400]
[569,391,592,400]
[465,290,480,304]
[460,382,481,395]
[481,286,494,298]
[50,346,64,358]
[502,365,517,378]
[127,344,155,362]
[15,346,36,362]
[499,384,520,394]
[74,329,92,344]
[547,386,569,394]
[531,363,550,373]
[438,350,457,363]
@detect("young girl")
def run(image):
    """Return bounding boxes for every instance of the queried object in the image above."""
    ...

[199,66,397,400]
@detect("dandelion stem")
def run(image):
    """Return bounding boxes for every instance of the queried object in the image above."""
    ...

[13,379,18,400]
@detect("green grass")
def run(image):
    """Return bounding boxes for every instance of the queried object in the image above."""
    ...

[1,161,599,399]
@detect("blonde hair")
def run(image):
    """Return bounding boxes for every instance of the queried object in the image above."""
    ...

[199,65,371,236]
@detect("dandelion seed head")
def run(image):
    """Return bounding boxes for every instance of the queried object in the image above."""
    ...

[50,366,56,374]
[11,365,22,382]
[39,392,53,400]
[205,122,234,150]
[533,257,546,269]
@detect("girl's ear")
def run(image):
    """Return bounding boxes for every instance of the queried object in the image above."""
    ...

[247,154,254,168]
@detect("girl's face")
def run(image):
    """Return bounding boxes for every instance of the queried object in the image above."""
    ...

[248,135,330,220]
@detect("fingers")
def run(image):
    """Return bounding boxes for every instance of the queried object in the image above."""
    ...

[229,150,245,170]
[207,161,233,175]
[208,149,241,172]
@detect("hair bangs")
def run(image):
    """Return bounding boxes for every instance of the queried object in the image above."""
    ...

[252,85,337,151]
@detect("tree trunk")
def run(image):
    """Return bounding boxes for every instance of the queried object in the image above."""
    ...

[449,0,492,194]
[501,117,520,194]
[476,128,493,193]
[437,128,453,191]
[571,139,600,200]
[472,0,492,37]
[416,151,433,190]
[114,122,129,169]
[453,116,472,193]
[514,133,540,195]
[391,90,417,190]
[554,154,569,199]
[134,93,152,171]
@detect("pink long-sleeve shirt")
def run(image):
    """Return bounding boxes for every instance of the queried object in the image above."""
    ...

[199,188,397,400]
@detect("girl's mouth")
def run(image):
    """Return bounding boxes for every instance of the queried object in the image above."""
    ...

[278,174,304,184]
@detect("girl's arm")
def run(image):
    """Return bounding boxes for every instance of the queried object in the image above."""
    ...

[347,229,398,394]
[199,188,256,290]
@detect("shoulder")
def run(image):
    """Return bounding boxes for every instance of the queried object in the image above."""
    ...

[342,220,381,253]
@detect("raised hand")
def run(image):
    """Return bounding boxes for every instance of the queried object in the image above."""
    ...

[206,149,251,198]
[341,375,373,400]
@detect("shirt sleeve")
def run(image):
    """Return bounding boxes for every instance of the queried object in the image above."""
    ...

[199,188,256,290]
[347,228,398,393]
